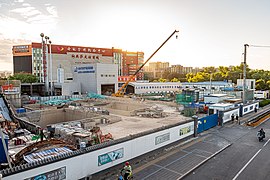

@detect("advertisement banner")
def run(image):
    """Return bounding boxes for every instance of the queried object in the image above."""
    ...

[24,166,66,180]
[98,148,124,166]
[155,133,170,145]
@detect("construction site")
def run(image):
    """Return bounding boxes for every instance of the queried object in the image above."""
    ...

[0,91,192,167]
[0,30,235,179]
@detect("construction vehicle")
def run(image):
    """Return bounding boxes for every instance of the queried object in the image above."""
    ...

[112,30,179,97]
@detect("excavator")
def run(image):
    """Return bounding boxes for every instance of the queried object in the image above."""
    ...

[112,30,179,97]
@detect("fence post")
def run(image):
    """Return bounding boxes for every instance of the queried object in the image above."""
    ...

[192,115,198,137]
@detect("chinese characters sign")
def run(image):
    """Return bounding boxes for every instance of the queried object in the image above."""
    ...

[98,148,124,166]
[74,66,95,73]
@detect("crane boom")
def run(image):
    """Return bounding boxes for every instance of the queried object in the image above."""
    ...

[113,29,179,97]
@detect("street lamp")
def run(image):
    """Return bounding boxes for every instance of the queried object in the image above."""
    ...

[243,44,249,104]
[40,33,51,96]
[209,72,212,94]
[49,40,53,96]
[40,33,44,83]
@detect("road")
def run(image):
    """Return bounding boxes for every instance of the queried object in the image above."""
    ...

[183,120,270,180]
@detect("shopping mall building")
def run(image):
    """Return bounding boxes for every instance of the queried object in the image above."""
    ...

[12,43,144,95]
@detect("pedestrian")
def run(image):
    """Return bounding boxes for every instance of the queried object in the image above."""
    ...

[235,114,239,124]
[121,162,132,180]
[231,114,235,122]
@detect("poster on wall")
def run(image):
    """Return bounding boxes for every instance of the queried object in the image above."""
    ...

[179,125,193,136]
[24,166,66,180]
[98,148,124,166]
[155,133,170,145]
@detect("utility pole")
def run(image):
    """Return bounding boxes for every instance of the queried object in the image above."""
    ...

[243,44,249,104]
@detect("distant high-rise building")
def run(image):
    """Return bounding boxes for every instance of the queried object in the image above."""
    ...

[146,61,170,78]
[170,65,184,74]
[183,67,193,74]
[121,51,144,80]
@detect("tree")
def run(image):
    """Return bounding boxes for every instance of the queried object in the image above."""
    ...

[202,66,216,73]
[158,78,167,82]
[256,79,267,90]
[171,77,180,82]
[9,73,39,83]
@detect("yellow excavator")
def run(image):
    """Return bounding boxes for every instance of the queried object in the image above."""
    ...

[112,29,179,97]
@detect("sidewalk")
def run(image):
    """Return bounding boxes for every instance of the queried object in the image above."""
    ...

[133,131,231,180]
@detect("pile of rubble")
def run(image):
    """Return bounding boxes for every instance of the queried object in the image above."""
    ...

[131,106,167,118]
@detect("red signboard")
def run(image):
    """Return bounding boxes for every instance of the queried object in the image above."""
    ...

[32,43,117,56]
[118,76,136,82]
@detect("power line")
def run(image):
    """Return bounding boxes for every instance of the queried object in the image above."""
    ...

[249,44,270,48]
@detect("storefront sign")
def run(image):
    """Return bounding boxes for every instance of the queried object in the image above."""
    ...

[67,47,106,53]
[98,148,124,166]
[155,133,170,145]
[13,45,30,53]
[71,53,100,60]
[24,166,66,180]
[74,66,95,73]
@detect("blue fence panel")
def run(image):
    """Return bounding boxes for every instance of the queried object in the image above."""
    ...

[197,120,204,134]
[197,114,218,134]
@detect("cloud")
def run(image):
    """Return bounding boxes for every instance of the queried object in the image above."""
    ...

[14,0,24,3]
[46,6,58,17]
[22,3,31,7]
[0,2,59,71]
[10,6,41,18]
[9,3,58,26]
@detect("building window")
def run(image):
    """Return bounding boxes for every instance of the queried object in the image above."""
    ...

[101,74,104,77]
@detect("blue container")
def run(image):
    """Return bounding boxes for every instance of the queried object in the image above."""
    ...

[0,136,9,163]
[16,108,26,114]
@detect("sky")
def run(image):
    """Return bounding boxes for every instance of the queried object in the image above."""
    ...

[1,0,270,72]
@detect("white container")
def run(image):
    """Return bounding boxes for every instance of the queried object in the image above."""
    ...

[80,142,86,149]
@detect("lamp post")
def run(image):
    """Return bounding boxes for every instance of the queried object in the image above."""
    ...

[49,40,53,96]
[209,72,212,94]
[40,33,44,83]
[45,36,50,95]
[243,44,249,104]
[40,33,51,96]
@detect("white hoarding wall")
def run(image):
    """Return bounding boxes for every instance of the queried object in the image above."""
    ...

[222,108,239,124]
[242,102,259,116]
[2,121,194,180]
[221,101,259,124]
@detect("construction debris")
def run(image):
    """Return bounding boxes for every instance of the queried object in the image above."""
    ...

[131,106,166,118]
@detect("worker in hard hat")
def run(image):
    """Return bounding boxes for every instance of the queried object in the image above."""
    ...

[121,161,132,180]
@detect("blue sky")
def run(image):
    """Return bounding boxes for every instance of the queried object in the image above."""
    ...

[1,0,270,71]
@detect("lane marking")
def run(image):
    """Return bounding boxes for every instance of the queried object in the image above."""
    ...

[232,149,262,180]
[263,138,270,147]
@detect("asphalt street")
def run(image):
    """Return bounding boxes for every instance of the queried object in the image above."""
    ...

[183,123,270,180]
[134,110,270,180]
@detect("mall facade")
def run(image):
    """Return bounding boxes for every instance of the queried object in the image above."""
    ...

[12,43,144,95]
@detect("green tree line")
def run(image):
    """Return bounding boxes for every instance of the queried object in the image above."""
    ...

[145,64,270,90]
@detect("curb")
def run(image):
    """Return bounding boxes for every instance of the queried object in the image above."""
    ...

[177,143,232,180]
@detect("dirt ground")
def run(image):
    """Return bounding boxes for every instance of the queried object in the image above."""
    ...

[99,97,191,139]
